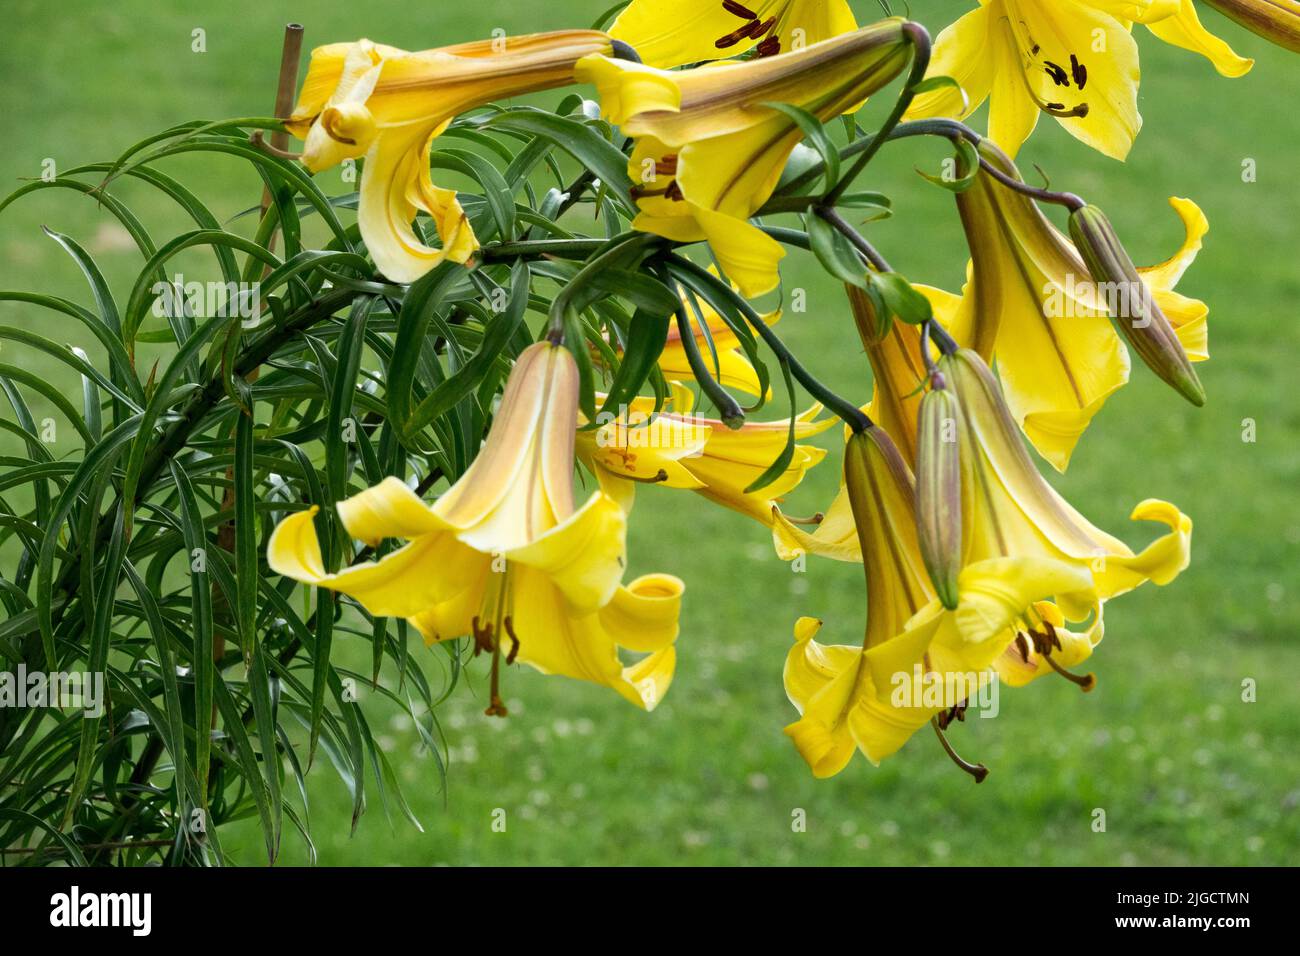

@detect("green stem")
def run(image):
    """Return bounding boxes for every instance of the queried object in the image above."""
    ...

[817,205,957,361]
[479,237,607,262]
[669,285,745,428]
[546,232,659,343]
[665,253,872,433]
[822,21,932,207]
[775,117,979,200]
[816,205,890,272]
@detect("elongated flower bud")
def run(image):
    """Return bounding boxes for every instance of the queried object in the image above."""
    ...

[1068,204,1206,407]
[915,377,962,610]
[1203,0,1300,54]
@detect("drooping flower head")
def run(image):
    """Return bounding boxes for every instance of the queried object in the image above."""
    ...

[609,0,858,68]
[268,342,682,714]
[783,425,1088,777]
[781,348,1194,778]
[578,20,916,297]
[287,31,615,282]
[577,383,832,524]
[919,138,1210,471]
[906,0,1252,160]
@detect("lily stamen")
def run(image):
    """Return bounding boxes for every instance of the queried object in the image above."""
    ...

[931,718,989,783]
[1026,622,1097,691]
[716,24,757,49]
[1044,652,1097,692]
[722,0,758,19]
[999,15,1090,119]
[470,616,494,656]
[782,511,825,526]
[621,468,672,485]
[503,615,521,665]
[936,702,968,731]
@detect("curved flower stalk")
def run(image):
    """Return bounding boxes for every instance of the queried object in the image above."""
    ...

[906,0,1252,160]
[608,0,858,68]
[919,139,1210,472]
[577,19,915,297]
[286,30,614,282]
[656,294,778,398]
[268,342,681,714]
[782,427,1087,778]
[576,383,833,524]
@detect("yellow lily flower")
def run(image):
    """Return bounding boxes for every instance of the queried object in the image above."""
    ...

[576,383,833,524]
[848,283,927,466]
[286,31,614,283]
[267,342,681,714]
[768,284,925,561]
[919,139,1210,472]
[608,0,858,68]
[786,351,1194,778]
[906,0,1252,160]
[577,20,914,297]
[783,427,1093,777]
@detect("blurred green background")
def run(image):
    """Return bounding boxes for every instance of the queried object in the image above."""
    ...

[2,0,1296,865]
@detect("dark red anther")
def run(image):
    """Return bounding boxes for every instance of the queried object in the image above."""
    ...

[722,0,758,18]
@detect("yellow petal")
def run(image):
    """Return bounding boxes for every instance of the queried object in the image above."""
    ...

[357,124,477,284]
[772,483,861,562]
[509,567,676,709]
[986,22,1041,158]
[1091,499,1193,596]
[336,475,446,546]
[905,3,995,122]
[1145,0,1255,76]
[434,342,577,552]
[266,506,478,618]
[689,203,787,298]
[782,617,865,777]
[576,53,682,123]
[597,573,685,654]
[506,491,628,614]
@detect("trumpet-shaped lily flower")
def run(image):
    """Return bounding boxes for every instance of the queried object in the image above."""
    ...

[849,283,927,466]
[919,139,1210,471]
[783,427,1093,777]
[268,342,682,714]
[786,351,1193,777]
[287,31,614,283]
[769,285,926,562]
[577,20,915,297]
[906,0,1252,160]
[608,0,858,69]
[577,383,833,524]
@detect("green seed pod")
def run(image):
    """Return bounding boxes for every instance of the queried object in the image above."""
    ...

[1068,204,1206,407]
[915,379,963,610]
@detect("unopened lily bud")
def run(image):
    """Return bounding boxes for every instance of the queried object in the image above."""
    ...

[1068,204,1206,407]
[1203,0,1300,54]
[915,377,963,610]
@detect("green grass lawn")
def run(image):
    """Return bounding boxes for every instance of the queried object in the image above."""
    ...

[2,0,1297,865]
